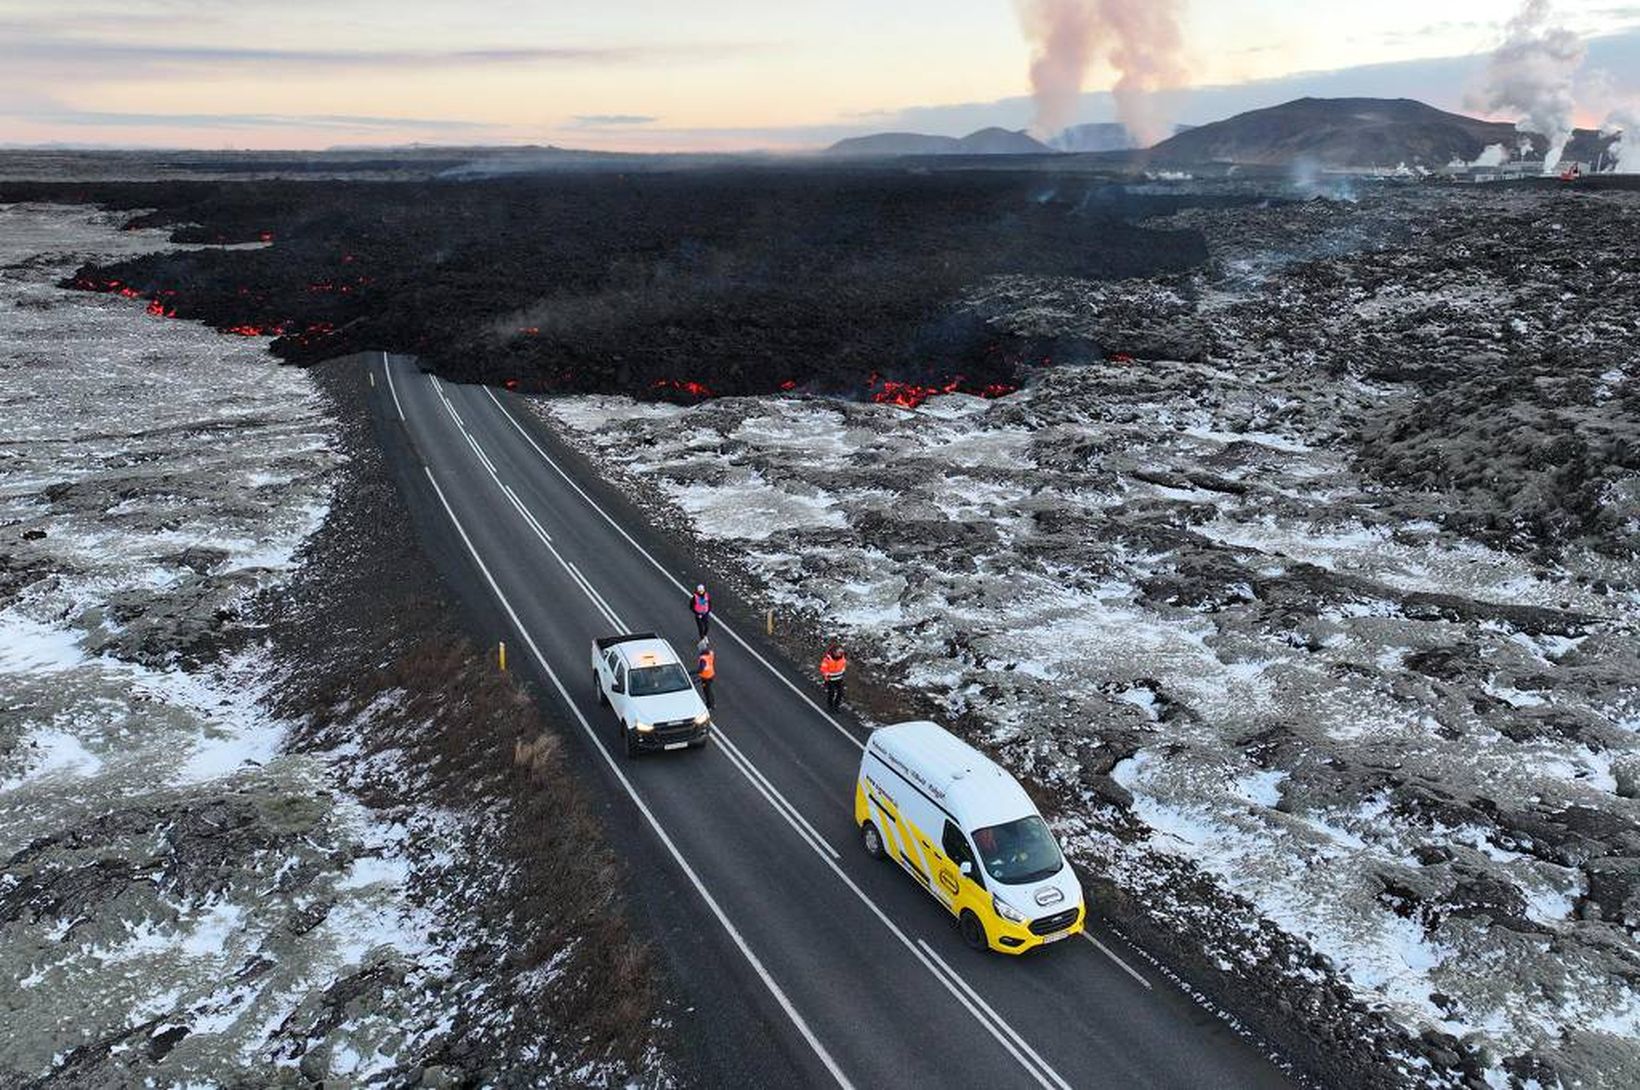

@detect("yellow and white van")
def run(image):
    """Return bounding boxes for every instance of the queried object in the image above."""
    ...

[855,720,1085,954]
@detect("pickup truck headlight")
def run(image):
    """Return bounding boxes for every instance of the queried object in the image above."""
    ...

[992,895,1027,924]
[693,711,711,726]
[634,721,654,733]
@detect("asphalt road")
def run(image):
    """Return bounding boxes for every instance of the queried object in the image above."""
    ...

[368,352,1296,1089]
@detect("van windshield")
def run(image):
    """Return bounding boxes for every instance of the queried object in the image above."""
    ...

[972,815,1063,885]
[629,663,692,697]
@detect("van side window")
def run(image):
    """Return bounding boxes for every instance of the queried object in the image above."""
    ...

[942,821,982,889]
[606,650,619,673]
[614,662,626,692]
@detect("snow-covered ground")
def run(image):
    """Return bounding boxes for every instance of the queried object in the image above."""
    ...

[534,188,1640,1088]
[0,204,464,1085]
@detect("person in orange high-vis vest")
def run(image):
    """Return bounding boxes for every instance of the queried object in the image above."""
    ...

[819,642,847,711]
[695,637,716,709]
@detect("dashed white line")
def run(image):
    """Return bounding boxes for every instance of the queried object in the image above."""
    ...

[419,463,855,1090]
[481,385,866,750]
[478,381,1158,996]
[413,374,1132,1090]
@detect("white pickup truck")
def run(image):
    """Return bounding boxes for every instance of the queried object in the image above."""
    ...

[591,632,712,757]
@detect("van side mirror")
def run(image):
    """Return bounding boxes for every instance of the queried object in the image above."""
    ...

[959,860,972,876]
[612,679,625,694]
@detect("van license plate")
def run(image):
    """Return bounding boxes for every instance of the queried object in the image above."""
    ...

[664,742,689,751]
[1042,929,1073,944]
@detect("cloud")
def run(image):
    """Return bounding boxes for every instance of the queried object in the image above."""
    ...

[570,115,659,127]
[7,107,489,133]
[7,38,654,72]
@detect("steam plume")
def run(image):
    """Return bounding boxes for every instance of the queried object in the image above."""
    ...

[1603,106,1638,173]
[1015,0,1186,147]
[1475,0,1585,174]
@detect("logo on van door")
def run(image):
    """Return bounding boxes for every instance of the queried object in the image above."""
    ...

[938,869,960,896]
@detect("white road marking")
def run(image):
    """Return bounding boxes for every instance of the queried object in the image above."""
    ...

[714,729,840,861]
[419,463,855,1090]
[381,351,405,421]
[476,386,1159,1000]
[481,386,866,751]
[416,379,1105,1090]
[565,560,626,633]
[916,939,1074,1090]
[1083,932,1152,990]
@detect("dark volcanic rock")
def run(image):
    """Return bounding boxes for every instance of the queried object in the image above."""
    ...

[0,171,1227,402]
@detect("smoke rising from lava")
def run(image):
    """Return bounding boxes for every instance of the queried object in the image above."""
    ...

[1474,0,1585,174]
[1015,0,1186,148]
[1603,107,1638,173]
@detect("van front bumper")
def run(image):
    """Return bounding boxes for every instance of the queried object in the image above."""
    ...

[991,903,1085,954]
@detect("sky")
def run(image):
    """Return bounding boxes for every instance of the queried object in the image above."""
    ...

[2,1,1639,150]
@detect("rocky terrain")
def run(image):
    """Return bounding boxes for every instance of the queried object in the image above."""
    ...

[0,169,1232,401]
[534,185,1640,1089]
[0,204,671,1087]
[1141,98,1617,171]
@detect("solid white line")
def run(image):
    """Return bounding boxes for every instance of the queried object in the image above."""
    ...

[428,373,466,430]
[563,561,623,631]
[501,484,556,546]
[481,386,865,750]
[464,431,498,476]
[714,729,840,861]
[1083,932,1152,990]
[422,388,1074,1090]
[419,463,854,1090]
[915,939,1075,1090]
[565,561,626,632]
[381,351,405,421]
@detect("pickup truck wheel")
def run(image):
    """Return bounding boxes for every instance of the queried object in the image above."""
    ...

[595,672,609,707]
[959,909,989,952]
[861,821,886,860]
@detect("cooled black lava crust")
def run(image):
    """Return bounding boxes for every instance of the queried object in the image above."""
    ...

[2,169,1243,400]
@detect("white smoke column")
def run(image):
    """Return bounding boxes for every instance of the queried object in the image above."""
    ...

[1601,102,1639,172]
[1015,0,1187,147]
[1476,0,1586,174]
[1472,143,1508,167]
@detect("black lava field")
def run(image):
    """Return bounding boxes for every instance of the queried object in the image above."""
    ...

[0,170,1245,402]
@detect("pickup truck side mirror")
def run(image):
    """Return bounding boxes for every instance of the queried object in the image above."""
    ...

[612,679,625,694]
[959,860,973,876]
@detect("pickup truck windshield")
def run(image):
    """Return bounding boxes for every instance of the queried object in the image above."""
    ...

[628,663,692,697]
[972,815,1063,885]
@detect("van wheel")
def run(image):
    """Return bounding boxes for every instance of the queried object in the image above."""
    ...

[596,673,609,707]
[861,822,885,860]
[959,910,989,952]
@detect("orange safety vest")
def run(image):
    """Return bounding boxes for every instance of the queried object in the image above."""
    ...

[819,652,847,680]
[692,592,711,615]
[697,650,716,680]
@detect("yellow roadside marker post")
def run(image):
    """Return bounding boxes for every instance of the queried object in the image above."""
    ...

[499,640,507,672]
[766,609,774,636]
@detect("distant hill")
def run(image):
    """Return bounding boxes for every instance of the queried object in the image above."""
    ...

[1144,97,1615,168]
[826,127,1053,157]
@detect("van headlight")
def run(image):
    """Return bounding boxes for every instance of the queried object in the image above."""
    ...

[992,895,1027,924]
[693,711,711,726]
[634,721,654,733]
